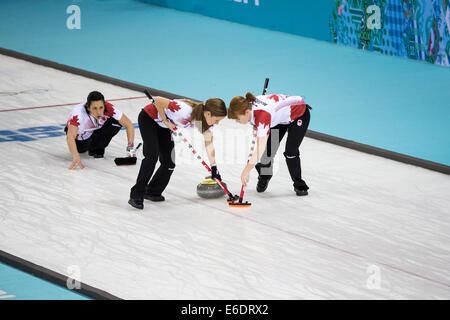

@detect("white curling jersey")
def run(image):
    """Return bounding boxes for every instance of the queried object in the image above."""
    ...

[250,94,306,137]
[66,101,123,140]
[143,99,214,133]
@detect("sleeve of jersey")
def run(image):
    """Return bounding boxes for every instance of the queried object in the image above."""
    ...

[104,102,123,121]
[67,112,80,127]
[111,106,123,121]
[253,110,271,137]
[274,96,305,111]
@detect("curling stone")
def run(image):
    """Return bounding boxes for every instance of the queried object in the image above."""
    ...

[197,180,226,199]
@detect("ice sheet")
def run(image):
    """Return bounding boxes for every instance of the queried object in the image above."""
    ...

[0,55,449,299]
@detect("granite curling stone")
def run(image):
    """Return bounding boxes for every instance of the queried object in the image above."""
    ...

[197,180,226,199]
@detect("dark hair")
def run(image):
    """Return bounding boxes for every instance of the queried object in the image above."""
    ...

[183,98,227,133]
[227,92,255,119]
[85,91,106,114]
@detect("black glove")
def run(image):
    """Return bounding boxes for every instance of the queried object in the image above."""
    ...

[211,165,222,182]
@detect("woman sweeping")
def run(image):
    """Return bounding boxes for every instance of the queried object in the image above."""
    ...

[227,92,311,196]
[129,96,227,209]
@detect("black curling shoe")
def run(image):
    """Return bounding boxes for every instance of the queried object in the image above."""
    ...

[294,188,308,196]
[144,194,165,202]
[256,176,272,193]
[128,198,144,209]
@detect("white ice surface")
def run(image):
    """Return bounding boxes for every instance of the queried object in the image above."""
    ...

[0,55,449,299]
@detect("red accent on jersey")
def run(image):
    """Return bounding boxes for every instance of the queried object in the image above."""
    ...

[143,103,158,120]
[104,102,116,118]
[267,94,280,102]
[290,104,306,120]
[253,110,271,135]
[68,115,80,127]
[254,110,271,127]
[168,101,181,112]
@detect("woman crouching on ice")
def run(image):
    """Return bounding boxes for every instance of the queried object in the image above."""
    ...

[129,96,227,209]
[228,92,311,196]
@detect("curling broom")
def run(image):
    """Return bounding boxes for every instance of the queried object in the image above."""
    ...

[114,143,142,166]
[229,77,269,208]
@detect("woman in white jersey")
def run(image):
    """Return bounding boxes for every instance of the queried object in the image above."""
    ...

[65,91,135,169]
[228,92,311,196]
[128,96,227,210]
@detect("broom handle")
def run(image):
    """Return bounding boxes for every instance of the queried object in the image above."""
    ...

[238,128,257,202]
[262,78,269,95]
[237,78,269,202]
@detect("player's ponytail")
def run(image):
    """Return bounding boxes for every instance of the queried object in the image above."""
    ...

[245,92,256,102]
[185,98,227,133]
[227,92,254,119]
[188,101,205,123]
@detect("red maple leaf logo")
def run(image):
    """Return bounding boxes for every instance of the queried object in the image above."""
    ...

[168,101,181,112]
[68,115,80,127]
[267,94,280,102]
[290,104,306,120]
[254,110,271,130]
[104,102,116,118]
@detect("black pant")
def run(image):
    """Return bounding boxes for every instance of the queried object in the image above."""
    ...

[255,107,311,190]
[130,110,175,200]
[65,117,122,155]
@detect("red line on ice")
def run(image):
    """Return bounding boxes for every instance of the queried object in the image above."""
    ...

[0,96,147,112]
